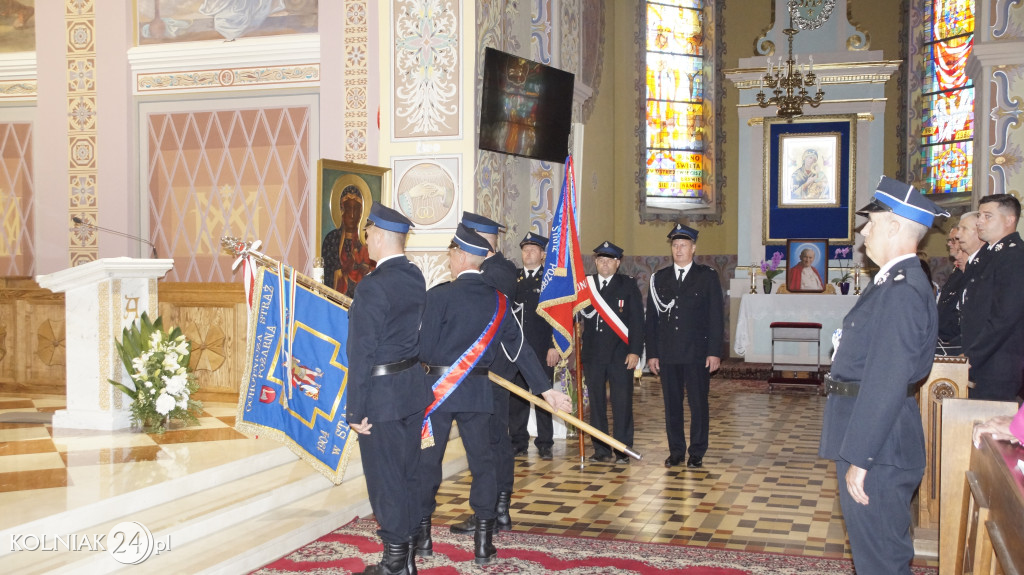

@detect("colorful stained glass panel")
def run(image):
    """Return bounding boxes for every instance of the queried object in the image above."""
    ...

[647,3,703,56]
[921,0,974,195]
[646,150,703,198]
[923,141,973,194]
[924,37,974,93]
[933,0,974,38]
[645,0,705,200]
[646,101,703,151]
[920,90,974,146]
[649,0,702,9]
[646,53,703,103]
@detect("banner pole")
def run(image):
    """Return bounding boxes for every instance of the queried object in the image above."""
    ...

[489,371,641,461]
[574,319,586,467]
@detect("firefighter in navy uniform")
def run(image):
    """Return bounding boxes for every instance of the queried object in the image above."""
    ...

[444,212,524,540]
[645,224,723,469]
[509,232,556,460]
[935,227,964,355]
[960,194,1024,400]
[416,224,571,566]
[819,176,949,575]
[346,203,433,575]
[580,241,645,464]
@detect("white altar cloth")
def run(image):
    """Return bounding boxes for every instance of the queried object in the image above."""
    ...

[734,294,858,365]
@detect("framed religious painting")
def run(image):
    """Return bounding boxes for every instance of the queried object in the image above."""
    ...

[785,238,829,293]
[779,133,840,208]
[316,159,389,298]
[763,115,856,246]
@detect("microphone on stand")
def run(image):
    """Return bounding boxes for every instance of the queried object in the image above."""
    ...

[72,216,159,259]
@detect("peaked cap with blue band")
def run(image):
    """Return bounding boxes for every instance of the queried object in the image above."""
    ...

[593,241,624,259]
[519,232,549,249]
[461,211,505,235]
[366,202,414,234]
[453,223,492,257]
[856,176,950,227]
[667,223,699,242]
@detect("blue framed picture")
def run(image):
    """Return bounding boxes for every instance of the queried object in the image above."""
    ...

[763,115,856,245]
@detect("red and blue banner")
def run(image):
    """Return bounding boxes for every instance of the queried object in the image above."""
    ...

[536,156,592,357]
[236,266,356,484]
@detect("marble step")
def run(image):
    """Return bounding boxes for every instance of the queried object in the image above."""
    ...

[0,443,297,553]
[2,445,308,573]
[146,439,468,575]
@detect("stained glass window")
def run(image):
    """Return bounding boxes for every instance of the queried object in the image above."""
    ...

[645,0,705,204]
[921,0,974,194]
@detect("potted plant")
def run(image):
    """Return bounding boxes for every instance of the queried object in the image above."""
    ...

[108,312,203,433]
[759,251,784,294]
[831,246,853,294]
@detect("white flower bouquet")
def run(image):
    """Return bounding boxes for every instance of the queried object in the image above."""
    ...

[108,312,202,433]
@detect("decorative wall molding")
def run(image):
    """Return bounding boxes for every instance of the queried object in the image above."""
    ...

[128,34,320,95]
[137,65,319,93]
[392,0,461,139]
[0,52,36,100]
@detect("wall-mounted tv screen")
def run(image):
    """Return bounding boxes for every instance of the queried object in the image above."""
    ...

[478,47,575,164]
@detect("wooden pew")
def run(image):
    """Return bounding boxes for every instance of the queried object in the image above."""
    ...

[939,398,1019,574]
[954,433,1024,574]
[917,357,970,533]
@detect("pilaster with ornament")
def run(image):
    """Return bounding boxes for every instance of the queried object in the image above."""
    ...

[345,1,369,163]
[968,0,1024,199]
[66,0,97,266]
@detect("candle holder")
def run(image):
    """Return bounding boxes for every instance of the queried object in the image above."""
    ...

[749,263,758,294]
[312,256,324,284]
[853,262,861,295]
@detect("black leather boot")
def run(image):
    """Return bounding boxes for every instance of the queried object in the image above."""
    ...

[495,491,513,532]
[413,516,433,557]
[406,535,418,575]
[356,541,410,575]
[474,517,497,565]
[448,513,476,535]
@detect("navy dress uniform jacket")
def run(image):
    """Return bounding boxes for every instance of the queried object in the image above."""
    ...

[818,260,934,470]
[960,231,1024,399]
[580,274,645,363]
[481,251,518,298]
[644,264,724,364]
[516,268,554,360]
[936,267,964,350]
[419,272,553,413]
[345,256,433,423]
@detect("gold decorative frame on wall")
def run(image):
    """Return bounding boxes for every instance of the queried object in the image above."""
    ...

[315,160,389,297]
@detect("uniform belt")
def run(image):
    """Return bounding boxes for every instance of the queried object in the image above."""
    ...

[370,357,420,377]
[422,364,490,377]
[823,374,918,397]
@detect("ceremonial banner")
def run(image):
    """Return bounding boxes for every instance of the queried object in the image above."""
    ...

[536,156,592,357]
[236,266,356,484]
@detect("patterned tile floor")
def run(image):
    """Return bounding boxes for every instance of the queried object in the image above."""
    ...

[432,376,936,567]
[0,373,937,568]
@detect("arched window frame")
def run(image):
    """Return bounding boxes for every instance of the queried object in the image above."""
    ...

[637,0,724,224]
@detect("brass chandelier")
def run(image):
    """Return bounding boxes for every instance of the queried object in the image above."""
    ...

[756,16,824,119]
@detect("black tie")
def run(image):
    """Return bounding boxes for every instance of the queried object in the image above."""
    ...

[600,278,608,291]
[528,269,535,279]
[677,268,685,285]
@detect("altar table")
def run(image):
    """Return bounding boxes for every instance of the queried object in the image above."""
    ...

[734,293,857,365]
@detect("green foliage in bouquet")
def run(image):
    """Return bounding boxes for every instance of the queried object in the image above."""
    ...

[108,312,203,433]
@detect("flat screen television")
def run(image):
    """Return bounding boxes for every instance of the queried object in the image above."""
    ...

[478,47,575,164]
